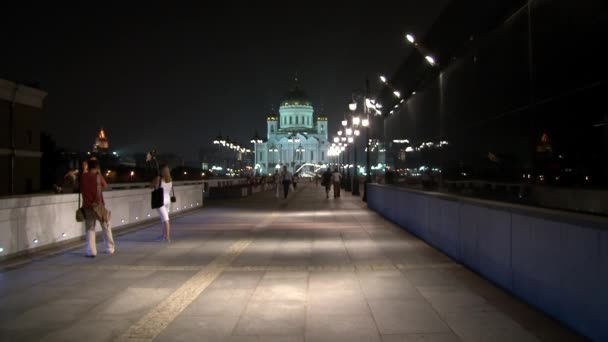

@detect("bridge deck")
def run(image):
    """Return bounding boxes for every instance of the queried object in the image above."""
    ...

[0,183,584,341]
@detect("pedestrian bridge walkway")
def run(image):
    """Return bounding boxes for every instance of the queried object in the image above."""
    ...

[0,183,583,341]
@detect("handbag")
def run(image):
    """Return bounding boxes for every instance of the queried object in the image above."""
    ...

[75,183,85,222]
[170,184,176,203]
[93,174,111,223]
[151,186,164,209]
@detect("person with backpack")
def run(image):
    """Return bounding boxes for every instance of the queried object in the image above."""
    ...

[280,165,293,199]
[322,168,332,199]
[79,159,115,257]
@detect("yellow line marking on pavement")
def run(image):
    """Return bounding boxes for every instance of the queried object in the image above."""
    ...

[116,213,277,342]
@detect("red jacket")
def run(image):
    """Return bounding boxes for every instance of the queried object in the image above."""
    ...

[80,172,107,208]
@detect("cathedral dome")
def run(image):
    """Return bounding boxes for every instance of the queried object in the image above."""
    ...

[280,86,312,107]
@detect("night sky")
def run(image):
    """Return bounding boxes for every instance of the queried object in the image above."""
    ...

[2,2,447,162]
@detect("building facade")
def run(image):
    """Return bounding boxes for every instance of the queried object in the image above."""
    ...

[254,84,329,175]
[0,79,47,195]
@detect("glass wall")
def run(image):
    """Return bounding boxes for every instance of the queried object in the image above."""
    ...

[379,0,608,216]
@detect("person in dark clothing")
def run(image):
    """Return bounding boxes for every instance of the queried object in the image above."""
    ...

[322,169,332,199]
[280,165,293,199]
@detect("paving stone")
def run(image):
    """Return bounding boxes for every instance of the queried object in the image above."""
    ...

[0,184,584,341]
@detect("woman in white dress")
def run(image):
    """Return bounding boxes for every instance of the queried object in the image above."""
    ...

[154,165,173,242]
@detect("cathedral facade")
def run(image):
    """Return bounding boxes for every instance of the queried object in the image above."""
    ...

[254,83,329,175]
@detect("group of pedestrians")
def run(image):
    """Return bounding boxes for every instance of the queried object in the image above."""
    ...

[272,165,298,199]
[321,168,343,199]
[76,152,176,258]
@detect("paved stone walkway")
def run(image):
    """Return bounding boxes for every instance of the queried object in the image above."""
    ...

[0,183,585,341]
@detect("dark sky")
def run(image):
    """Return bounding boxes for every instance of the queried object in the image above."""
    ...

[2,2,447,161]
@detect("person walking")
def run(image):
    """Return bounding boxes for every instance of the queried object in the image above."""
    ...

[280,165,293,199]
[80,159,115,257]
[273,169,280,198]
[322,168,332,199]
[332,168,342,198]
[153,164,173,242]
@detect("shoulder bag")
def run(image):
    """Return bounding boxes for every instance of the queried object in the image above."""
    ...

[170,184,176,203]
[151,177,164,209]
[92,174,111,223]
[75,178,85,222]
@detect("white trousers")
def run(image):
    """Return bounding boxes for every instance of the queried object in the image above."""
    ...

[157,201,171,223]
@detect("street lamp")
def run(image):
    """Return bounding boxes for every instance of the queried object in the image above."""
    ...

[406,34,415,44]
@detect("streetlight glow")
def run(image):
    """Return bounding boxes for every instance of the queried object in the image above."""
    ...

[393,91,401,98]
[425,55,436,65]
[380,75,387,83]
[406,34,415,44]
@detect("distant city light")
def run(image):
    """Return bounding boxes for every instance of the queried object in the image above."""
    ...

[353,117,360,125]
[130,171,135,176]
[362,119,369,127]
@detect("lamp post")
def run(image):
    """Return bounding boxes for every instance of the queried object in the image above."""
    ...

[296,145,305,173]
[250,132,263,176]
[287,134,300,173]
[268,145,278,173]
[347,100,362,196]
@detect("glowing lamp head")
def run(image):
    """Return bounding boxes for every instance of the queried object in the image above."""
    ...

[380,75,387,83]
[425,55,436,65]
[406,34,415,44]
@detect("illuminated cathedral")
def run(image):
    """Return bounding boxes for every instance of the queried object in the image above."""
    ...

[253,81,330,175]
